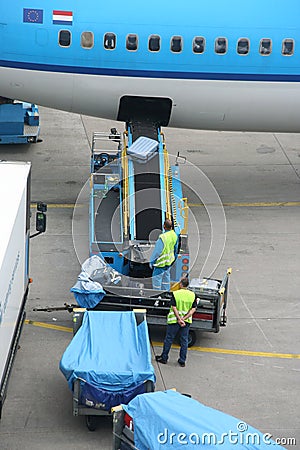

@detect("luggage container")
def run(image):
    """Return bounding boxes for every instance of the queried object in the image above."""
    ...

[127,136,158,163]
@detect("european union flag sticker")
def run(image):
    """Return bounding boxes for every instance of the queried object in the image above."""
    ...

[23,8,43,24]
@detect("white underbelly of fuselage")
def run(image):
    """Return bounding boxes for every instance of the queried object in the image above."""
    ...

[0,66,299,132]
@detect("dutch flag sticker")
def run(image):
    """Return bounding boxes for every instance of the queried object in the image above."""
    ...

[53,10,73,26]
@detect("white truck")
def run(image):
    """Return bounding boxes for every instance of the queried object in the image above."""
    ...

[0,161,46,418]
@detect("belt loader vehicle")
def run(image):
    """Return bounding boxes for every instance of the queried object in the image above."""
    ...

[36,121,230,347]
[72,122,231,347]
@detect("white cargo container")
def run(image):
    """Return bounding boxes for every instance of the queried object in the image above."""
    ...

[0,161,31,418]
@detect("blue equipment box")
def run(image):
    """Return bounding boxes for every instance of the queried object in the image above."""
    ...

[24,103,40,126]
[127,136,158,163]
[0,103,24,135]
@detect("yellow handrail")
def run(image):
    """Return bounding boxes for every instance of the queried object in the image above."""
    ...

[122,131,129,238]
[161,132,172,220]
[179,197,188,234]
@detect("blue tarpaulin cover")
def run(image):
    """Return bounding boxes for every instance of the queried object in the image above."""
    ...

[79,380,148,411]
[123,390,284,449]
[70,271,105,308]
[60,311,155,397]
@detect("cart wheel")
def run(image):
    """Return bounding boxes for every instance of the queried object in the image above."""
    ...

[86,415,98,431]
[188,330,196,347]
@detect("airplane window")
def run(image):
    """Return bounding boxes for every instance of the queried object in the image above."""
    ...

[81,32,94,49]
[282,39,294,56]
[171,36,182,53]
[149,35,160,52]
[59,30,71,47]
[215,37,227,54]
[237,38,249,55]
[259,38,272,55]
[193,37,205,54]
[104,33,116,50]
[126,34,138,51]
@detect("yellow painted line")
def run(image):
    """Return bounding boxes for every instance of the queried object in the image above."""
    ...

[190,201,300,208]
[25,319,72,333]
[152,342,300,360]
[192,346,300,359]
[25,320,300,360]
[30,202,300,209]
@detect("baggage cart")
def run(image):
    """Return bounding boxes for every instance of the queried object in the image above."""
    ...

[95,267,232,347]
[60,309,155,431]
[112,390,285,450]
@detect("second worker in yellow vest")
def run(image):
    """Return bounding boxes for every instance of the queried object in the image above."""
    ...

[155,277,197,367]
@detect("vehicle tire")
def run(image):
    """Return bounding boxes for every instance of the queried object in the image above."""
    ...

[176,330,197,347]
[145,380,155,393]
[187,330,197,347]
[86,415,98,431]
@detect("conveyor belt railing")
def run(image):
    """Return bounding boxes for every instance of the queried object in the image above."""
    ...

[161,131,172,221]
[179,197,188,235]
[121,131,129,238]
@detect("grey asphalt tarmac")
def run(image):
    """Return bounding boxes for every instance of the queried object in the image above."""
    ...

[0,107,299,449]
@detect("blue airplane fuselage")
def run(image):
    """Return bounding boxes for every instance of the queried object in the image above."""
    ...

[0,0,299,131]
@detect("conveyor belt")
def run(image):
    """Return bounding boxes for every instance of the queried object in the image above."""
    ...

[94,188,122,243]
[130,121,162,241]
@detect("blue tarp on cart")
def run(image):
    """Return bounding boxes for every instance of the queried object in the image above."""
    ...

[123,390,284,449]
[60,311,155,409]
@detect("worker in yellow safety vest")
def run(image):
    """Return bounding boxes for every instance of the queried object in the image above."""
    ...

[156,277,197,367]
[149,219,179,290]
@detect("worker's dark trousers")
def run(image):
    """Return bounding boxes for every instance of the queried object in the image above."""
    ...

[161,322,190,363]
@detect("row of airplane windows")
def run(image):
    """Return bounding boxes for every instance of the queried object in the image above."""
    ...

[58,31,295,56]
